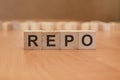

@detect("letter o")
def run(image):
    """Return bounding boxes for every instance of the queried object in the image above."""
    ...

[82,34,93,46]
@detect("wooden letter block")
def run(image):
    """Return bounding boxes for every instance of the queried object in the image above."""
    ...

[24,30,41,49]
[40,22,55,30]
[79,30,96,49]
[41,31,60,50]
[60,30,79,49]
[24,30,96,50]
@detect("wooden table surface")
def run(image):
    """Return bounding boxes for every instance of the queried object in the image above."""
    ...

[0,23,120,80]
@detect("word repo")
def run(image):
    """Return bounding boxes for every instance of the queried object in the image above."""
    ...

[24,30,96,50]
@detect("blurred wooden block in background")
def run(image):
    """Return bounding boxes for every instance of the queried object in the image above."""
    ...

[63,22,79,30]
[60,30,79,49]
[79,30,96,49]
[81,22,90,30]
[28,21,40,30]
[40,22,55,30]
[21,22,30,30]
[55,22,66,30]
[90,21,99,31]
[24,30,41,50]
[41,31,60,50]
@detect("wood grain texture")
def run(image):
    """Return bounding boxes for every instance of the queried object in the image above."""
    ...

[0,24,120,80]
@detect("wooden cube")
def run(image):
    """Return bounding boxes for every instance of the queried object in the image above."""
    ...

[55,22,66,30]
[3,21,14,30]
[90,21,99,31]
[27,21,40,30]
[41,31,60,50]
[63,22,79,30]
[21,22,30,30]
[60,30,79,49]
[40,22,55,30]
[24,30,41,49]
[79,30,96,49]
[81,22,90,30]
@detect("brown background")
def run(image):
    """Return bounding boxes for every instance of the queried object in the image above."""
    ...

[0,0,119,21]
